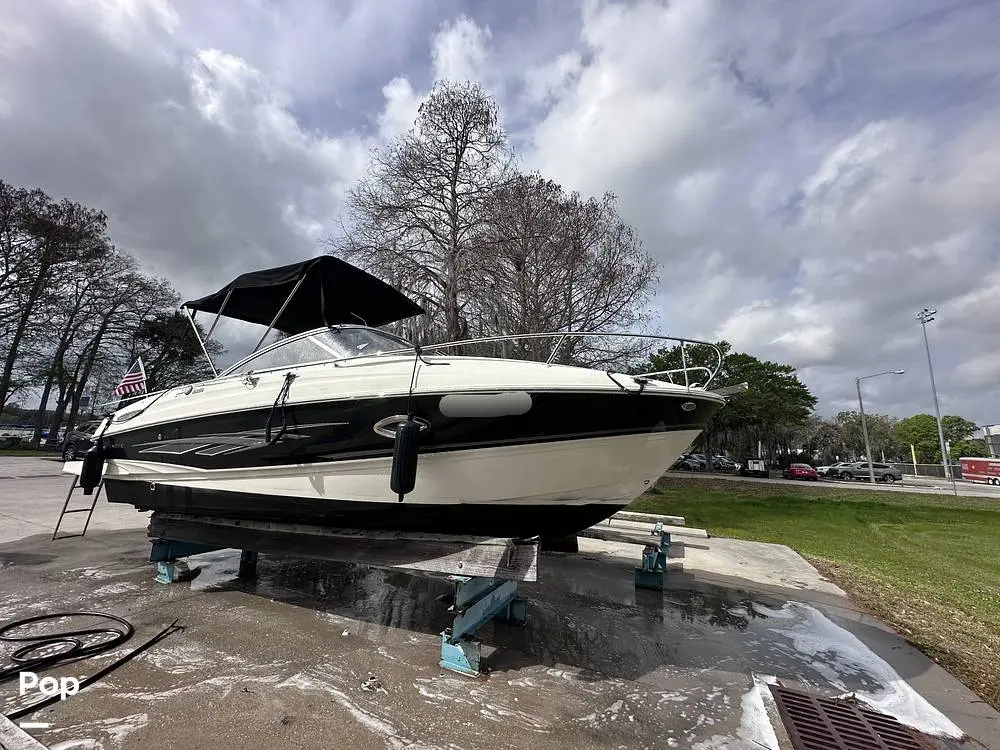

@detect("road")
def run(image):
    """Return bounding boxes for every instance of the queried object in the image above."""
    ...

[666,469,1000,498]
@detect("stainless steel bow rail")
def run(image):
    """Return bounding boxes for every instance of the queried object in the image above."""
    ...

[372,331,725,390]
[100,329,724,414]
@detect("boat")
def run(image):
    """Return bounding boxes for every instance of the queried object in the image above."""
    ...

[83,256,728,541]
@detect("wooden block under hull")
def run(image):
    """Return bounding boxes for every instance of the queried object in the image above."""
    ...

[147,513,539,582]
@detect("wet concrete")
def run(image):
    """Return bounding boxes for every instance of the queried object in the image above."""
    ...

[1,459,998,749]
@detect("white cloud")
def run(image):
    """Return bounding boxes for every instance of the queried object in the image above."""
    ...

[522,51,583,106]
[431,15,491,83]
[1,0,998,424]
[377,77,421,140]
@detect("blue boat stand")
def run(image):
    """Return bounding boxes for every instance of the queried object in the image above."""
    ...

[150,540,258,584]
[633,520,672,591]
[439,574,527,677]
[148,519,667,676]
[148,537,526,677]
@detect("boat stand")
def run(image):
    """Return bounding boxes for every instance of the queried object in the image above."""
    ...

[633,521,672,590]
[145,513,538,676]
[439,574,527,677]
[577,517,676,590]
[635,521,670,591]
[150,539,258,584]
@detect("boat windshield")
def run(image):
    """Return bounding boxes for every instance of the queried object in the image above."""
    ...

[223,327,412,376]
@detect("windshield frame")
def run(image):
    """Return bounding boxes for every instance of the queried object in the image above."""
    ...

[219,325,415,378]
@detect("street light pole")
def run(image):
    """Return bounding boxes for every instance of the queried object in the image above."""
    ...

[856,370,906,484]
[916,308,951,480]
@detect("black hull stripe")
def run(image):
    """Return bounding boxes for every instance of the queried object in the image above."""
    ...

[105,391,721,471]
[107,480,626,541]
[310,424,699,462]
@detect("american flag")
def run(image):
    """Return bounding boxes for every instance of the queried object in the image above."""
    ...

[114,358,147,397]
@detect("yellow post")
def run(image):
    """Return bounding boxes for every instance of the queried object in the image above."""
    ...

[911,443,918,475]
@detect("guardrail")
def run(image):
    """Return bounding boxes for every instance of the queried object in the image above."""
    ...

[409,332,724,389]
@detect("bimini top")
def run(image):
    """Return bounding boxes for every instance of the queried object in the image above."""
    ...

[182,255,425,334]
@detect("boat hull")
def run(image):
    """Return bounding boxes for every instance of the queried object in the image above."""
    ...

[100,358,726,539]
[103,429,703,539]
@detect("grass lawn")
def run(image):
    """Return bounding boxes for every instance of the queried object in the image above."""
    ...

[631,476,1000,710]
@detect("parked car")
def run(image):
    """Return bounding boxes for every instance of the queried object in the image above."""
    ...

[61,420,102,461]
[816,461,853,477]
[713,456,739,471]
[835,462,903,483]
[672,453,705,471]
[782,463,819,481]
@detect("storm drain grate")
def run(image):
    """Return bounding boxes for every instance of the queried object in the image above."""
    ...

[768,684,933,750]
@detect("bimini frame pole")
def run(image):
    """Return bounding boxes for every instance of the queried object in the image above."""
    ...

[183,306,219,378]
[201,288,233,346]
[250,273,309,354]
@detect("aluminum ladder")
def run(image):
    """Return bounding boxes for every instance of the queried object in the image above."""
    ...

[51,474,103,540]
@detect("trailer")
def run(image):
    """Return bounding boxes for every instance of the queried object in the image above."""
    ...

[959,456,1000,485]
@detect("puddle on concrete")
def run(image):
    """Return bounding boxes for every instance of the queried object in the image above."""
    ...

[185,550,454,635]
[20,548,953,745]
[0,551,56,567]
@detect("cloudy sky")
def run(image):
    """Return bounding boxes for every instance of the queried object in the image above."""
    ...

[1,0,998,425]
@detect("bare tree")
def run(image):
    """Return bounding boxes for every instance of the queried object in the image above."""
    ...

[0,183,110,410]
[1,180,232,442]
[477,173,658,366]
[46,252,159,433]
[328,80,514,343]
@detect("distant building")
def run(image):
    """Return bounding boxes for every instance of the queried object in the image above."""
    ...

[972,425,1000,458]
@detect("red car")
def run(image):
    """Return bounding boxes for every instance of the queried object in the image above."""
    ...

[782,463,819,481]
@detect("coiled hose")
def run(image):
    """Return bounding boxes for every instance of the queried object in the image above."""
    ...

[0,611,181,720]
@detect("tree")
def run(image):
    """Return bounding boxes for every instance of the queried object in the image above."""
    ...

[895,414,941,462]
[951,438,988,458]
[894,413,977,462]
[796,416,846,465]
[331,80,514,343]
[941,415,976,445]
[127,311,220,392]
[475,173,658,366]
[834,411,900,461]
[0,181,111,410]
[633,341,817,460]
[1,180,229,441]
[329,81,658,363]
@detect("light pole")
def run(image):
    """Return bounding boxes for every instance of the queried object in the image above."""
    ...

[856,370,905,484]
[916,308,951,480]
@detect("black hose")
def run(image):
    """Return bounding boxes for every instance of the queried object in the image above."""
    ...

[0,612,182,720]
[0,612,134,683]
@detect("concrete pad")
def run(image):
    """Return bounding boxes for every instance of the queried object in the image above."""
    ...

[575,536,846,597]
[1,714,48,750]
[1,459,997,749]
[0,456,67,479]
[0,462,149,545]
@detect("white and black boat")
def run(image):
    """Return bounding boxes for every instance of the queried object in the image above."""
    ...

[82,256,728,540]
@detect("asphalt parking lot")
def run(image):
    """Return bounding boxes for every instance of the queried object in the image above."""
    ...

[1,458,997,749]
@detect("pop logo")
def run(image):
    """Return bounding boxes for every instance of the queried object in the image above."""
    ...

[19,672,80,701]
